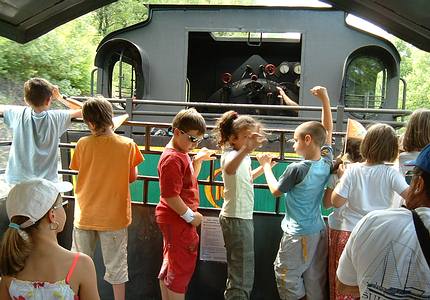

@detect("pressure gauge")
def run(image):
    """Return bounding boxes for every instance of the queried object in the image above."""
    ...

[293,63,301,75]
[279,63,289,74]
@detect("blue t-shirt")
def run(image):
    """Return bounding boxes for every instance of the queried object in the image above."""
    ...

[277,145,333,235]
[4,106,71,184]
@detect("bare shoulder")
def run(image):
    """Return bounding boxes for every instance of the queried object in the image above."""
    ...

[68,252,96,284]
[76,252,96,271]
[0,276,13,286]
[0,276,13,300]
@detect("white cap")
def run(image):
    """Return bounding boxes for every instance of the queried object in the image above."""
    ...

[6,179,73,229]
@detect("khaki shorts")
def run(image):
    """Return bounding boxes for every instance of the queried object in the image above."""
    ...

[72,227,128,284]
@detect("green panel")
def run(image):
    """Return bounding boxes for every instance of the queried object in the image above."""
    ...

[140,153,160,176]
[131,153,160,203]
[147,181,161,204]
[132,152,331,216]
[253,161,288,213]
[130,180,144,202]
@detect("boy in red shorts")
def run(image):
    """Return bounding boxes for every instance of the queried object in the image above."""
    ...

[156,108,214,300]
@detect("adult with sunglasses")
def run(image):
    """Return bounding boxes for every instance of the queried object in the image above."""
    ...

[0,179,100,300]
[336,143,430,298]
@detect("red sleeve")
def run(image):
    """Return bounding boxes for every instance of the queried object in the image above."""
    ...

[159,156,183,198]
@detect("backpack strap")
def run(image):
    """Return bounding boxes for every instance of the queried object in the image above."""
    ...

[411,209,430,267]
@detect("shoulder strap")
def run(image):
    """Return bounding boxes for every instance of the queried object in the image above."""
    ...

[411,209,430,267]
[65,252,80,284]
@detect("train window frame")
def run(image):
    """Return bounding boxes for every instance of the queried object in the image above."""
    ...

[95,39,149,100]
[341,45,399,119]
[112,56,136,99]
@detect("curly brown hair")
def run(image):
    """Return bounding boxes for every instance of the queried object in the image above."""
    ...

[213,111,263,147]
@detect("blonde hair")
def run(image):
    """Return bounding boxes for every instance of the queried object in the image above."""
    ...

[82,97,114,133]
[0,216,39,275]
[403,109,430,152]
[172,108,206,135]
[213,111,263,147]
[296,121,327,147]
[360,123,398,163]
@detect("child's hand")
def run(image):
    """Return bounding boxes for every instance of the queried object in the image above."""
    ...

[310,86,329,101]
[194,147,216,162]
[245,132,266,152]
[337,163,346,178]
[52,86,62,101]
[257,153,273,166]
[191,211,203,227]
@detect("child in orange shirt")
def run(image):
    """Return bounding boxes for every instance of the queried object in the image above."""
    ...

[70,97,144,300]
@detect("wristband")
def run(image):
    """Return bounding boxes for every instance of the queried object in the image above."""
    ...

[180,207,195,223]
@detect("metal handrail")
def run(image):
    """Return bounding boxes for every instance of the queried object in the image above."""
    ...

[71,97,412,115]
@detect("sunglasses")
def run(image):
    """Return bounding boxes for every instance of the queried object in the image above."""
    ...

[53,200,69,210]
[180,129,204,144]
[405,168,422,185]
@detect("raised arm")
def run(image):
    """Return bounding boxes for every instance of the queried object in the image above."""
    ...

[224,132,263,175]
[310,86,333,144]
[69,109,82,119]
[0,104,13,115]
[192,147,216,177]
[52,86,82,118]
[257,153,283,197]
[277,87,299,107]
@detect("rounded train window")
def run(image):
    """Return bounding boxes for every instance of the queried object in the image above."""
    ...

[343,55,390,119]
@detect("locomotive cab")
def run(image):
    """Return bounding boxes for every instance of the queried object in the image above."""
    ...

[187,31,301,116]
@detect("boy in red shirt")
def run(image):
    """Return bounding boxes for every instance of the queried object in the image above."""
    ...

[156,108,214,300]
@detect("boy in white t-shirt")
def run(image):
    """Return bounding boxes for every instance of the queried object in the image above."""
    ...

[0,78,81,184]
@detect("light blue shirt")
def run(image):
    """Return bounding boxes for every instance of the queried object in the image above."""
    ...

[277,146,333,235]
[4,106,71,184]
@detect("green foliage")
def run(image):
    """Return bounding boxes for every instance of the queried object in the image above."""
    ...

[0,15,96,96]
[92,0,147,37]
[393,38,430,110]
[92,0,255,37]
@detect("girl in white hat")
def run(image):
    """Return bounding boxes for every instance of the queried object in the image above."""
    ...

[0,179,100,300]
